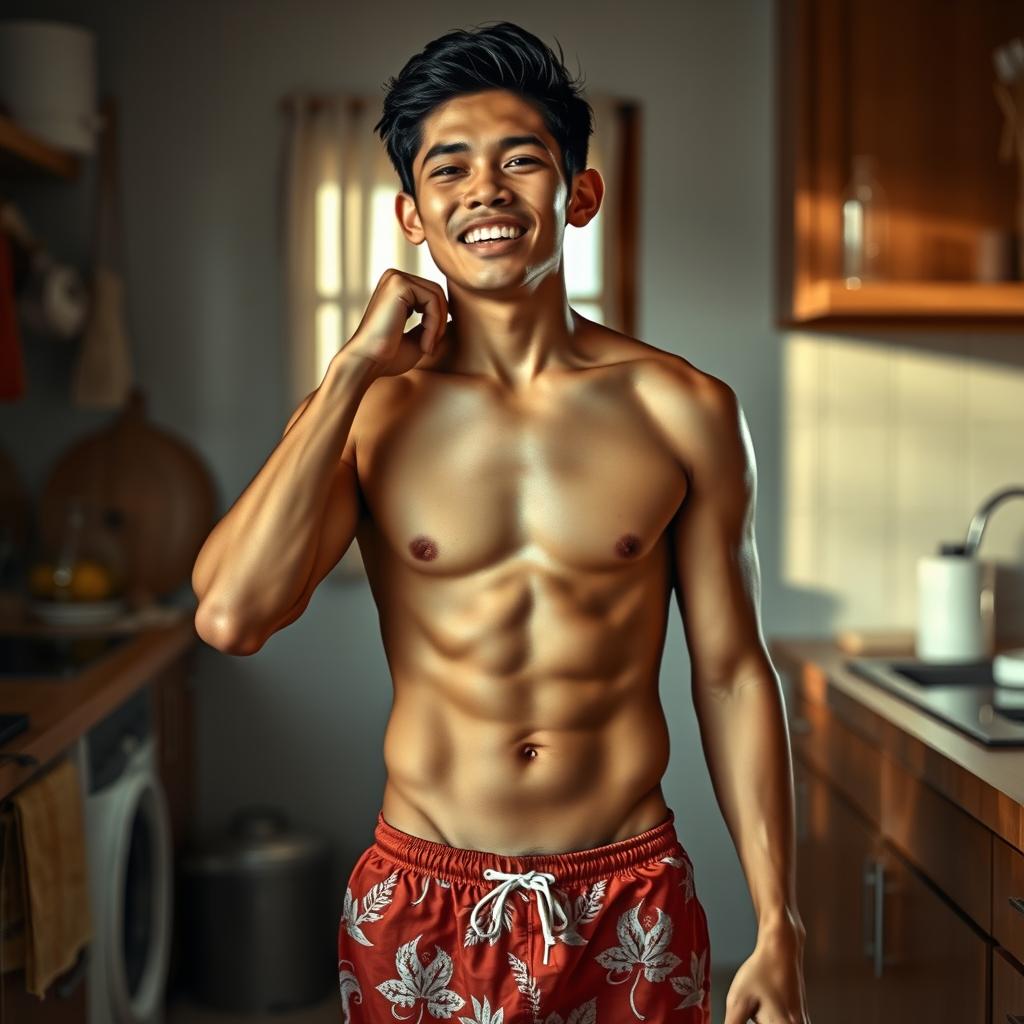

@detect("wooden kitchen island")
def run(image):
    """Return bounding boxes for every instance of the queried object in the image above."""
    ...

[770,638,1024,1023]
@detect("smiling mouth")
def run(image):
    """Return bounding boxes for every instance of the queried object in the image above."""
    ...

[458,231,527,254]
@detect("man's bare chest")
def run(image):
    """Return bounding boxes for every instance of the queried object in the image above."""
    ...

[353,369,689,575]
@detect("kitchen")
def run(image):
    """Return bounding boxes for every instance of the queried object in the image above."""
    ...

[0,2,1023,1023]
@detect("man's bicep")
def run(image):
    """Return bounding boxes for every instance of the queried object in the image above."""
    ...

[671,384,767,691]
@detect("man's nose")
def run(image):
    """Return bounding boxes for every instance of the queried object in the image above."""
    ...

[462,166,512,208]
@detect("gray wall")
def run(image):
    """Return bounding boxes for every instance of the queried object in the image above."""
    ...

[3,0,803,968]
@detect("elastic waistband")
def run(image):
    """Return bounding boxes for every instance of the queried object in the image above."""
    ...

[372,808,683,886]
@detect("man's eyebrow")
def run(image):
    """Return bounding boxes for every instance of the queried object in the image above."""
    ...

[420,133,548,168]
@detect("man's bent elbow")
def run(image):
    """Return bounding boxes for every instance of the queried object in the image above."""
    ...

[194,604,265,656]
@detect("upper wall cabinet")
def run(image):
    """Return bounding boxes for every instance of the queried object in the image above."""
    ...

[776,0,1024,328]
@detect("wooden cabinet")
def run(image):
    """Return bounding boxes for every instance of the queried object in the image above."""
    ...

[796,761,881,1022]
[994,947,1024,1023]
[152,645,197,852]
[788,680,997,1021]
[776,0,1024,326]
[872,837,988,1020]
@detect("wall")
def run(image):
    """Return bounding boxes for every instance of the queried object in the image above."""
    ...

[2,0,1021,975]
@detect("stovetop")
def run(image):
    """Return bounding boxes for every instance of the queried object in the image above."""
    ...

[846,657,1024,748]
[0,631,134,679]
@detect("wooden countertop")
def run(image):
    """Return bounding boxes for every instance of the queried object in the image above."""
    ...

[770,637,1024,852]
[0,609,200,803]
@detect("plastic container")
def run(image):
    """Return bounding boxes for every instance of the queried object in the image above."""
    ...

[0,20,102,153]
[916,547,993,662]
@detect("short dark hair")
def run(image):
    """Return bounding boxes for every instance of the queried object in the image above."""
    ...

[374,21,594,200]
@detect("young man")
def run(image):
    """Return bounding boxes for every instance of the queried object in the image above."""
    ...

[192,21,809,1024]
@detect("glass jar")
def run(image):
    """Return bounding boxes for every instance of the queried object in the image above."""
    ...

[29,496,128,603]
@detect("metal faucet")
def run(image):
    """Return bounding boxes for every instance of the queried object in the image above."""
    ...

[961,485,1024,557]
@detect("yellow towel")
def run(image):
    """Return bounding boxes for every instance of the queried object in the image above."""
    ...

[0,755,92,997]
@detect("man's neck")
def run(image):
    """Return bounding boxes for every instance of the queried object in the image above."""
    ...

[442,274,580,390]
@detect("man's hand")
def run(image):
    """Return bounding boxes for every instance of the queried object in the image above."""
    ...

[724,918,811,1024]
[343,268,449,376]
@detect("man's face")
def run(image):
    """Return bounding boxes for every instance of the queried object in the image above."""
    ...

[398,89,582,294]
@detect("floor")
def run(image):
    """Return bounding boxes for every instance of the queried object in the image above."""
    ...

[166,966,734,1022]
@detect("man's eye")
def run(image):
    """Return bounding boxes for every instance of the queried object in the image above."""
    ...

[430,157,539,178]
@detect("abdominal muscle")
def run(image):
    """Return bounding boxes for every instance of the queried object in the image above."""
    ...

[378,648,674,856]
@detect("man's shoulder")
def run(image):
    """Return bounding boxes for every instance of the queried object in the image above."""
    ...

[605,331,739,448]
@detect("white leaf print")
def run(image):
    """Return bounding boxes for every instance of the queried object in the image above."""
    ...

[412,875,453,905]
[464,899,516,947]
[377,934,467,1020]
[594,902,683,1020]
[337,958,363,1023]
[556,880,607,946]
[508,951,542,1020]
[458,993,506,1024]
[542,995,598,1024]
[342,869,399,946]
[661,854,695,903]
[669,947,707,1010]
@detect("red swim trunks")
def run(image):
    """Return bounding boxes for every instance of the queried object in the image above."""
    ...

[337,808,712,1023]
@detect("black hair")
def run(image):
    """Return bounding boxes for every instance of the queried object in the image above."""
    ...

[373,21,593,200]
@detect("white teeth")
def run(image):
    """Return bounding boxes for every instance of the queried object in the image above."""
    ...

[461,224,524,244]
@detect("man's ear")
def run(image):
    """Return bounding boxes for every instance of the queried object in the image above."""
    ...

[566,168,604,230]
[396,192,425,244]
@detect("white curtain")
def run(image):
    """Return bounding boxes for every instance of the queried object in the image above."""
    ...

[280,89,626,410]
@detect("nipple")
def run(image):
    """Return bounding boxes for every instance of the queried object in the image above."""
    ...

[615,533,641,558]
[409,535,439,561]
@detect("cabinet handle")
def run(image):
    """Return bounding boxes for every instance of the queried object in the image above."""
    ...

[862,857,876,961]
[862,858,886,977]
[872,859,886,979]
[1010,896,1024,918]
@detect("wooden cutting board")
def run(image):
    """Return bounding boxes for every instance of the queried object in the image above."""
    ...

[38,386,217,603]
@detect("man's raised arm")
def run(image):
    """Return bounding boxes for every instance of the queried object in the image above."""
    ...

[192,351,378,655]
[667,373,810,1024]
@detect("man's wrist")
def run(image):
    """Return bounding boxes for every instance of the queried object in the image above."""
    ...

[756,906,806,944]
[325,347,384,390]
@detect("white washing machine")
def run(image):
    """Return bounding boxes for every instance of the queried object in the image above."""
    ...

[72,684,174,1024]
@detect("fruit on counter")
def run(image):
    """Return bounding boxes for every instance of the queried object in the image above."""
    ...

[27,558,118,600]
[29,561,56,598]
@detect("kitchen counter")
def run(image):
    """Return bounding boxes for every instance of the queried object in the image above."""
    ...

[0,609,200,803]
[770,636,1024,853]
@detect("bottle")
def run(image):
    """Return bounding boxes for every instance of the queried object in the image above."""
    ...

[841,155,888,287]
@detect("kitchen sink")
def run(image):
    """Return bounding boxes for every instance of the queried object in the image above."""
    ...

[845,656,1024,747]
[874,660,996,688]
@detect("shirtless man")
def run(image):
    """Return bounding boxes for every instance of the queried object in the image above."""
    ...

[192,21,809,1024]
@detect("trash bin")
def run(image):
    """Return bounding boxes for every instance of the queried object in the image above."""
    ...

[179,805,335,1013]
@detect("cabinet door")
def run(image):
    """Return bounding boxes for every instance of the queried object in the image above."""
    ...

[993,946,1024,1024]
[874,840,988,1023]
[796,759,881,1023]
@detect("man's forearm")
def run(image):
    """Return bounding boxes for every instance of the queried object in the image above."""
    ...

[193,351,379,649]
[692,658,803,935]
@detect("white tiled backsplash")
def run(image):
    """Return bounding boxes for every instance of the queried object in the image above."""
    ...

[783,334,1024,639]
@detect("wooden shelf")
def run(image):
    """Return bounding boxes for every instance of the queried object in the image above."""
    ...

[0,113,80,180]
[790,279,1024,324]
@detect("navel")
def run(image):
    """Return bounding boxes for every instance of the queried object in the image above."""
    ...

[409,535,439,561]
[615,533,642,558]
